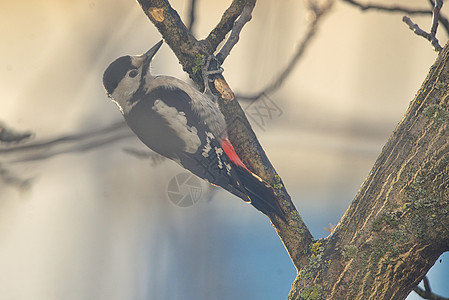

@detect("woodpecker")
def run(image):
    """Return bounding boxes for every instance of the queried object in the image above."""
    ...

[103,40,285,221]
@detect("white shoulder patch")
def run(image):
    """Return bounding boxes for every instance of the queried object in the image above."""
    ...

[201,131,215,157]
[152,99,201,153]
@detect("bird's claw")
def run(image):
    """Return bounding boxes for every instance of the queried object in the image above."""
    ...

[202,55,223,95]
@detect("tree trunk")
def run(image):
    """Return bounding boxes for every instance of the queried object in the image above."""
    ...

[288,41,449,299]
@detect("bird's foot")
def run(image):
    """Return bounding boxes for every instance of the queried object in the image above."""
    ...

[202,55,223,95]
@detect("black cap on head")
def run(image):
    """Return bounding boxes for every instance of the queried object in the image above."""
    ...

[103,55,134,95]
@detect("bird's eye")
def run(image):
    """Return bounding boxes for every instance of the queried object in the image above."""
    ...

[129,70,138,78]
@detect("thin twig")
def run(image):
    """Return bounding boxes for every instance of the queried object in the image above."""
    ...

[342,0,449,36]
[0,122,33,144]
[122,147,166,165]
[216,0,256,63]
[428,0,449,34]
[430,0,443,36]
[413,276,449,300]
[341,0,432,14]
[401,0,443,52]
[204,0,248,54]
[186,0,197,33]
[403,15,443,52]
[0,121,164,165]
[0,121,164,189]
[238,0,334,101]
[0,121,134,163]
[0,121,126,154]
[423,276,432,293]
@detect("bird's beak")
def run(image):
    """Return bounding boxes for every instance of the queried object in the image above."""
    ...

[143,40,163,59]
[141,40,163,67]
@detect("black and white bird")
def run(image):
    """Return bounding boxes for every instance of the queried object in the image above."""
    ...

[102,40,285,220]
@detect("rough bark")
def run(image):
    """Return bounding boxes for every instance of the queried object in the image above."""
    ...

[289,41,449,299]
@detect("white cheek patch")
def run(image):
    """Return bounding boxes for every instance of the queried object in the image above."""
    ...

[152,99,201,153]
[111,76,141,114]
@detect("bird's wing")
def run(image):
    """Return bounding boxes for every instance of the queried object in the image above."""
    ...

[126,85,286,220]
[125,85,250,201]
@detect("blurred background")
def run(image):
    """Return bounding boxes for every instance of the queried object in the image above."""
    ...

[0,0,447,299]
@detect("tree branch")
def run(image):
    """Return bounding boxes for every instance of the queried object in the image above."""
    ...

[203,0,247,55]
[430,0,443,36]
[414,276,449,300]
[341,0,431,14]
[402,0,443,52]
[216,0,256,64]
[186,0,197,32]
[343,0,446,52]
[341,0,449,35]
[403,15,442,52]
[136,0,314,269]
[0,122,33,144]
[428,0,449,35]
[137,0,200,79]
[0,121,133,163]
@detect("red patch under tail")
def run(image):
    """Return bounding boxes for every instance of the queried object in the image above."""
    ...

[220,138,287,221]
[220,139,250,172]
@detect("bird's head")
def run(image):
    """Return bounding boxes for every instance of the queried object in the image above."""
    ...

[102,40,163,113]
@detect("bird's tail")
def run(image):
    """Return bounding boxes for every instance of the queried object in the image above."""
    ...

[234,166,287,222]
